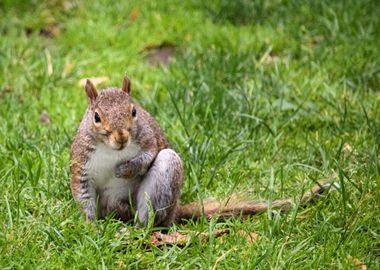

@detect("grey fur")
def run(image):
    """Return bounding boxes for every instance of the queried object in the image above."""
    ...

[136,149,183,226]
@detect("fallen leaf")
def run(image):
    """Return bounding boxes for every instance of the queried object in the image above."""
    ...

[353,258,367,270]
[129,7,139,22]
[39,111,50,125]
[148,228,258,247]
[79,76,109,87]
[343,143,353,156]
[237,229,259,243]
[40,24,61,38]
[149,231,190,247]
[213,228,231,237]
[149,229,226,247]
[117,227,259,248]
[199,228,230,240]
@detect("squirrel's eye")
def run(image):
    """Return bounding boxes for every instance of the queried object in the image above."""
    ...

[94,112,101,123]
[132,107,137,117]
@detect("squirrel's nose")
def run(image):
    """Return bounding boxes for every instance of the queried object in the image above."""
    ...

[112,130,129,148]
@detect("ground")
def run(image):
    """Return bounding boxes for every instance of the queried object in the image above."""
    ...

[0,0,379,268]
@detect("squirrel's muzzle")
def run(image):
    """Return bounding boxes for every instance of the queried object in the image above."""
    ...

[110,130,129,150]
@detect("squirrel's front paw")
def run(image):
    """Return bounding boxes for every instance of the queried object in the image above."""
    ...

[116,161,138,178]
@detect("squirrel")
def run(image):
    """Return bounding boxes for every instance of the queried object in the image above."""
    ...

[70,75,336,227]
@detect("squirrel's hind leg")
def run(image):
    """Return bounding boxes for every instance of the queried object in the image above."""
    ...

[136,149,183,227]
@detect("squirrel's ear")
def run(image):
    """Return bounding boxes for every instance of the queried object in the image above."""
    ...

[85,79,98,103]
[122,75,131,95]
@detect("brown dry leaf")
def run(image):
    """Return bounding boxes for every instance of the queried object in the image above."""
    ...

[213,228,231,237]
[39,111,50,125]
[149,229,231,247]
[353,258,367,270]
[343,143,353,156]
[40,24,61,38]
[237,229,259,243]
[201,228,230,239]
[79,76,109,87]
[149,231,191,247]
[129,7,139,22]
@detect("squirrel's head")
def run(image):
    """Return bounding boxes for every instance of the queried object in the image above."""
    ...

[84,75,137,150]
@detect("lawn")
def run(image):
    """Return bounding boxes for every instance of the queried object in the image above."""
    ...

[0,0,379,268]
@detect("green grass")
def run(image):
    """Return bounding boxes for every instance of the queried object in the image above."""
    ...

[1,0,379,268]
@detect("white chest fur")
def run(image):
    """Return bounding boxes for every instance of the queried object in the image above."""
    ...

[86,142,141,189]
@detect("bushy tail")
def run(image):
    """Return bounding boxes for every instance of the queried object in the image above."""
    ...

[175,180,338,223]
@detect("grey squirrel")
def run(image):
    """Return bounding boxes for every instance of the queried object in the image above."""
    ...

[70,75,335,226]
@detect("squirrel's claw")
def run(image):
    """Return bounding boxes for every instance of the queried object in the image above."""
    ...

[116,161,137,178]
[115,162,127,178]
